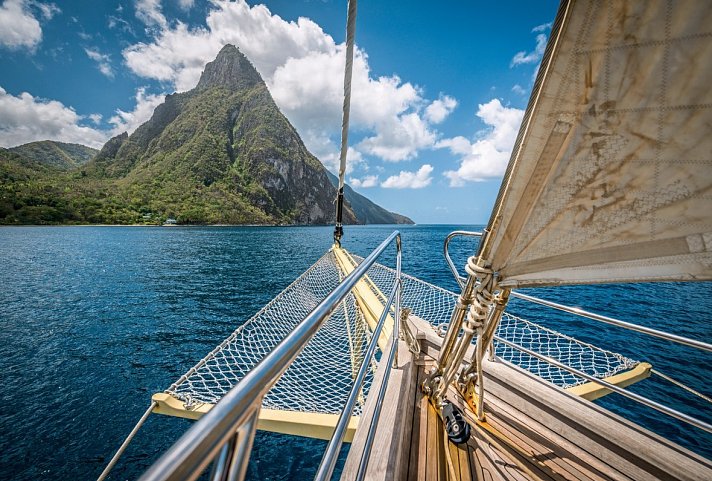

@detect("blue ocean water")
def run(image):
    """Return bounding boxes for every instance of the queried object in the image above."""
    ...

[0,225,710,481]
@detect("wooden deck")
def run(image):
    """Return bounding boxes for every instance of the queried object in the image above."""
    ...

[341,317,712,481]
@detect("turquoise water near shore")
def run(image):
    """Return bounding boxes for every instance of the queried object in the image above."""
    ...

[0,225,710,480]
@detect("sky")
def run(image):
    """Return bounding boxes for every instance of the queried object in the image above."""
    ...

[0,0,560,224]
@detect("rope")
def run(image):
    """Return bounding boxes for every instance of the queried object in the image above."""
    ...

[400,308,421,356]
[464,256,495,331]
[333,0,358,245]
[96,402,156,481]
[441,423,460,481]
[652,369,712,404]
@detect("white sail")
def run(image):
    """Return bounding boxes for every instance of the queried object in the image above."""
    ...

[482,0,712,287]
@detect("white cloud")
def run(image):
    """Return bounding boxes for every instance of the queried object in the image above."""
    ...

[349,175,378,188]
[121,0,450,164]
[0,86,107,148]
[424,95,457,124]
[108,87,165,135]
[0,83,170,149]
[381,164,433,189]
[511,84,526,96]
[177,0,194,10]
[108,14,135,35]
[85,48,115,78]
[436,135,471,155]
[510,33,547,67]
[135,0,166,28]
[532,21,552,33]
[33,0,59,19]
[0,0,59,51]
[358,112,435,162]
[440,99,524,186]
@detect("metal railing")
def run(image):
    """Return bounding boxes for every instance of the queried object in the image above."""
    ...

[443,230,482,290]
[315,234,401,481]
[140,231,402,481]
[507,290,712,353]
[443,230,712,434]
[494,336,712,434]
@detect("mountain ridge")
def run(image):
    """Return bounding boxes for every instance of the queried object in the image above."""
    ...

[9,140,98,170]
[0,45,413,226]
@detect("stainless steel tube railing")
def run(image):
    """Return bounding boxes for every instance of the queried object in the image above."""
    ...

[494,335,712,434]
[315,234,401,481]
[355,235,402,481]
[509,291,712,353]
[443,230,482,290]
[140,231,402,481]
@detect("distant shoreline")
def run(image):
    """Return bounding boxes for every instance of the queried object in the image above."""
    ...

[0,222,426,228]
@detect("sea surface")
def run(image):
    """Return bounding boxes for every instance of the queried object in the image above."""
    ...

[0,225,710,481]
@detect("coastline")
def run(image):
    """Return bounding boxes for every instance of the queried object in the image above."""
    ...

[0,222,419,228]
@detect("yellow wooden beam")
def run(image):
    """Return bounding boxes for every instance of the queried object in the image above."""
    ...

[151,393,359,442]
[565,362,652,401]
[332,247,393,350]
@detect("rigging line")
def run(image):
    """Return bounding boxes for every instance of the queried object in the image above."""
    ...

[96,402,156,481]
[334,0,358,246]
[651,369,712,404]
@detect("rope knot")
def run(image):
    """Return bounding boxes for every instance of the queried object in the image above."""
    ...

[464,255,493,278]
[462,256,495,330]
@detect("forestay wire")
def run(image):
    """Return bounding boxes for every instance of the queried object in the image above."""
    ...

[333,0,358,247]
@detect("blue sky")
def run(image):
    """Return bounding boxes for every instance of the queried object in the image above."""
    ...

[0,0,559,223]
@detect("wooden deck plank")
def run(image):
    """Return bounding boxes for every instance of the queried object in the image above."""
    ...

[481,360,712,481]
[340,339,417,481]
[456,441,472,481]
[470,435,497,481]
[471,425,543,481]
[396,347,420,481]
[426,393,440,481]
[406,365,424,481]
[411,367,429,481]
[486,414,603,481]
[467,442,481,481]
[483,394,622,481]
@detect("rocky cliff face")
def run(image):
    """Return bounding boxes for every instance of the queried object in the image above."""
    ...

[92,44,356,224]
[325,170,414,224]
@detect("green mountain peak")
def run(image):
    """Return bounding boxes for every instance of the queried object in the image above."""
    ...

[1,45,413,226]
[196,44,263,92]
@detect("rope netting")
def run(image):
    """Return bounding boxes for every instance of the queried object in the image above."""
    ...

[494,313,637,388]
[168,251,377,415]
[354,256,639,389]
[165,251,639,416]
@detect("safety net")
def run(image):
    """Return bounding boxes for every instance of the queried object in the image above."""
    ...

[164,249,640,417]
[168,251,376,415]
[358,257,639,389]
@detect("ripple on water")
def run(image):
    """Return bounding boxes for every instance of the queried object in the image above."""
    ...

[0,225,710,481]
